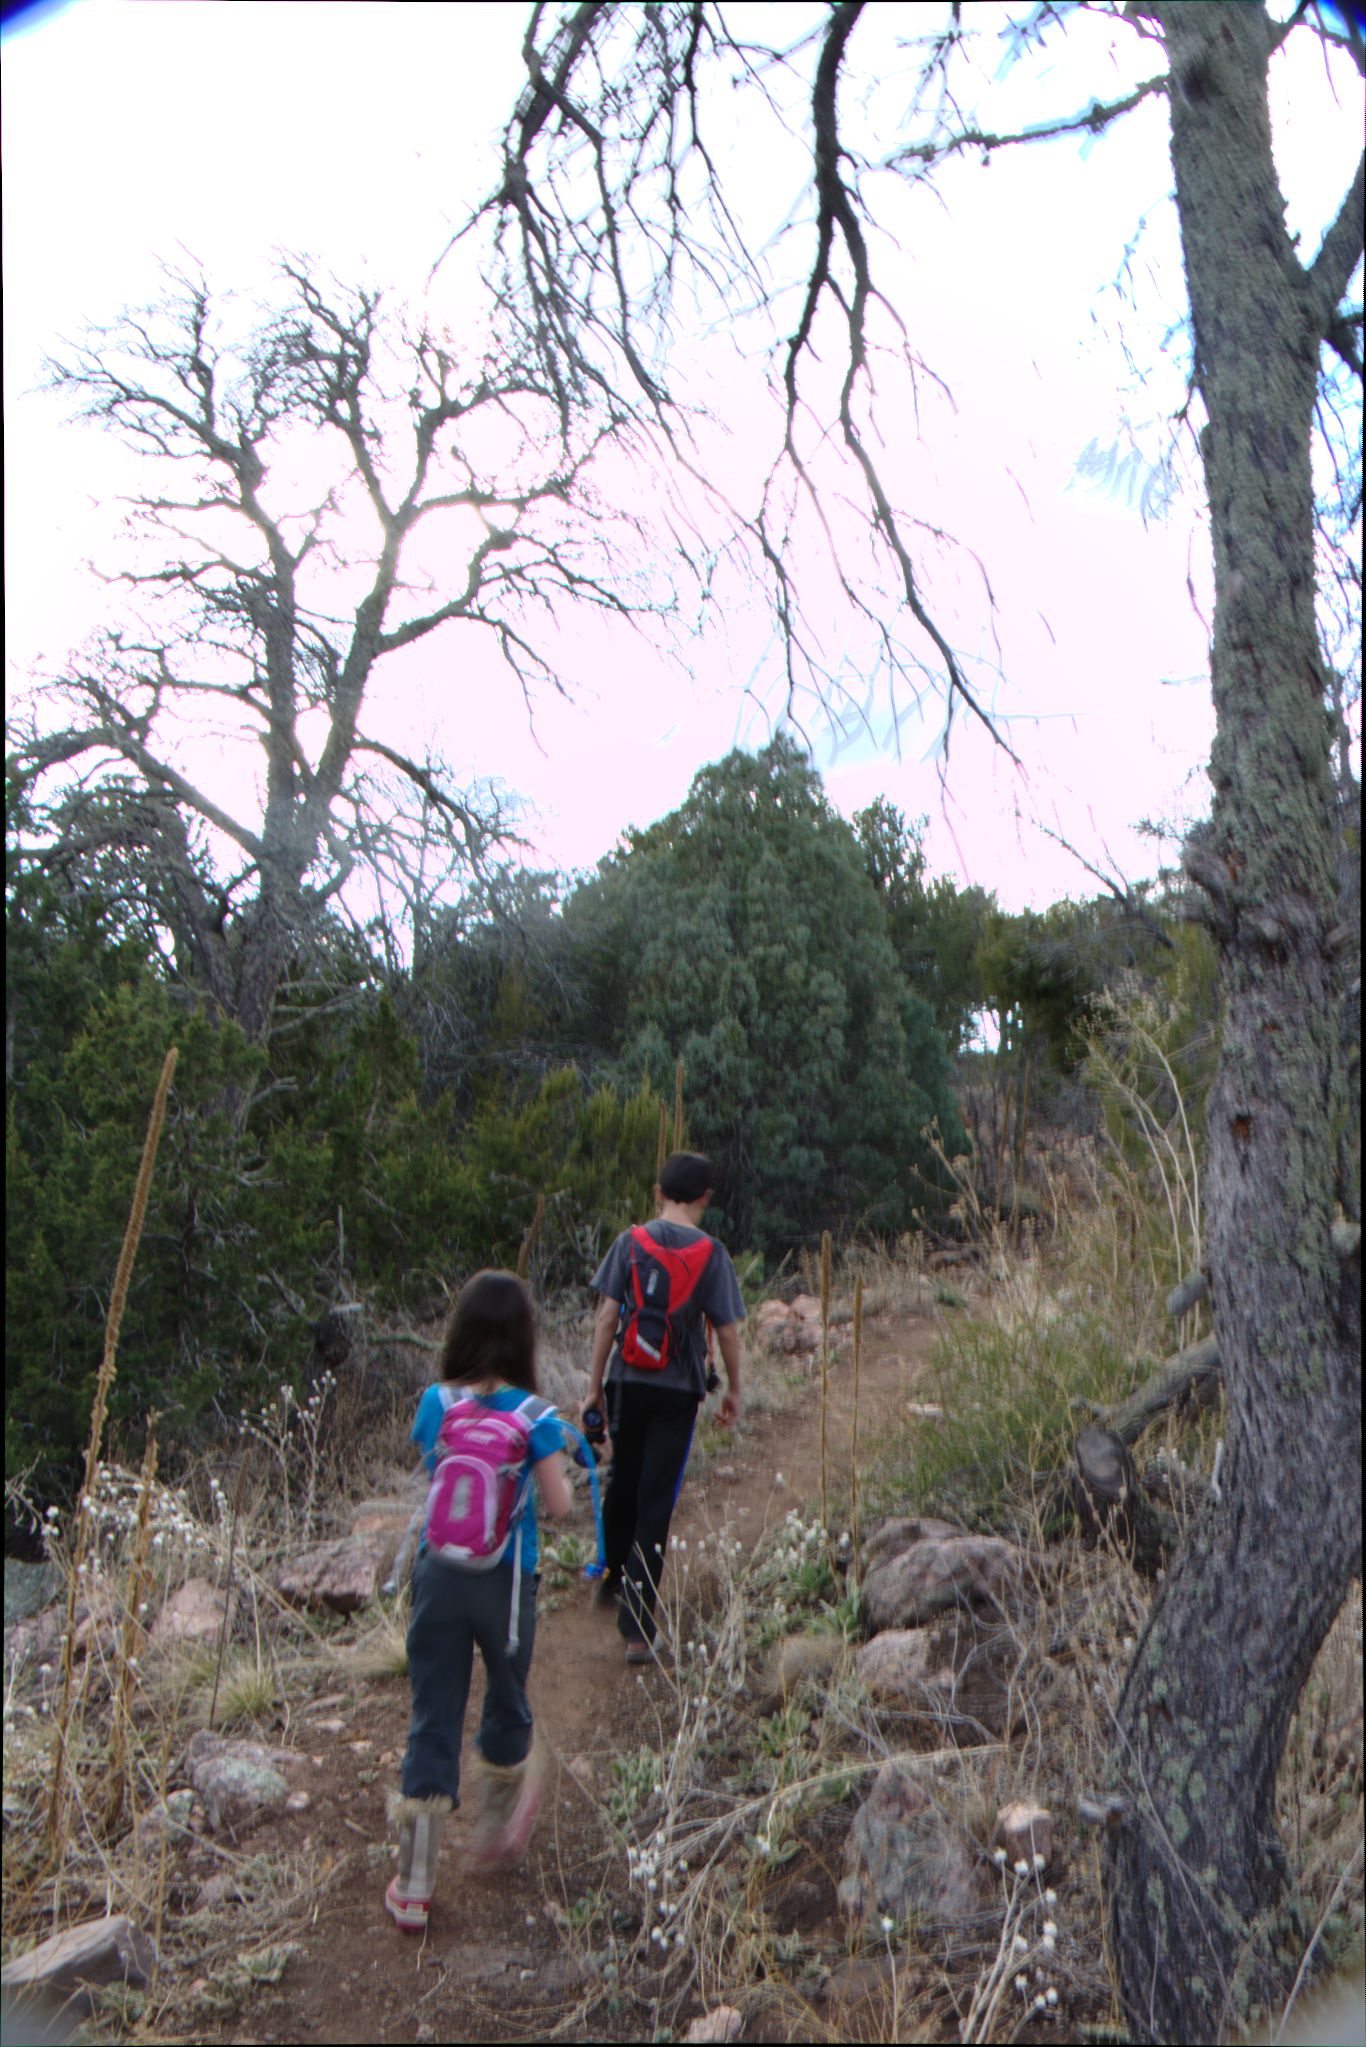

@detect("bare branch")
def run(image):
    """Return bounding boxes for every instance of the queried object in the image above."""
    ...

[1310,149,1366,318]
[885,75,1169,170]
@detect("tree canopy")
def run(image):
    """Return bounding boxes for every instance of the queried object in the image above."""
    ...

[564,735,964,1250]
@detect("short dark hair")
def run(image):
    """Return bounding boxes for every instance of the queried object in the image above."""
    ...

[658,1151,713,1203]
[439,1270,538,1393]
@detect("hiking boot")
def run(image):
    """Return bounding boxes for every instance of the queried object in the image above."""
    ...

[592,1573,622,1609]
[383,1792,450,1933]
[467,1747,545,1871]
[623,1640,653,1666]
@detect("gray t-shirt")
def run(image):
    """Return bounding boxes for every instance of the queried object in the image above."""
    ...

[591,1221,747,1399]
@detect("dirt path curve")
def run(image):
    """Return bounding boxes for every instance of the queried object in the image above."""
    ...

[215,1309,940,2046]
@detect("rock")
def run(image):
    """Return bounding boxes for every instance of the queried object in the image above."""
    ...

[856,1609,1023,1744]
[566,1754,597,1793]
[349,1499,417,1542]
[904,1402,945,1422]
[770,1633,844,1695]
[861,1532,1027,1633]
[859,1516,961,1577]
[132,1788,196,1848]
[72,1602,119,1665]
[1,1914,156,2011]
[815,1952,896,2007]
[3,1606,66,1674]
[855,1628,940,1703]
[914,1611,1021,1742]
[185,1730,301,1836]
[685,2009,743,2043]
[755,1294,841,1356]
[193,1870,247,1911]
[152,1577,231,1647]
[993,1800,1053,1870]
[4,1558,62,1627]
[275,1532,392,1614]
[838,1760,982,1929]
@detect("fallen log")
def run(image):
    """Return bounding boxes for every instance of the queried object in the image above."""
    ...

[1071,1426,1176,1577]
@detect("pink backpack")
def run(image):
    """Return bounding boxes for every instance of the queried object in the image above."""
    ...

[424,1390,548,1567]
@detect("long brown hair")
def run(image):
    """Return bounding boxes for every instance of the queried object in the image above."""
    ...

[438,1270,538,1393]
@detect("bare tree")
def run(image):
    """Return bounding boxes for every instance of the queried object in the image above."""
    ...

[481,4,1362,2039]
[14,262,656,1040]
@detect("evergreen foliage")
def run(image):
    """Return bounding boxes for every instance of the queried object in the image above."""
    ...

[10,728,1206,1513]
[563,738,965,1252]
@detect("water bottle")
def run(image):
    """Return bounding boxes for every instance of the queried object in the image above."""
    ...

[574,1406,607,1466]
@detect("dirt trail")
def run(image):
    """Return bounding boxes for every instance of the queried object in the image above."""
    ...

[209,1309,941,2046]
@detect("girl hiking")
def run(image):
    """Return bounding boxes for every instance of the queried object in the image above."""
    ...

[385,1270,572,1933]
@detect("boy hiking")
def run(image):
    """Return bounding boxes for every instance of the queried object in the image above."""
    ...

[385,1270,572,1932]
[582,1152,746,1664]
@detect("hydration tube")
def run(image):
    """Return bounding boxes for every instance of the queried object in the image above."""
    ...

[560,1419,607,1580]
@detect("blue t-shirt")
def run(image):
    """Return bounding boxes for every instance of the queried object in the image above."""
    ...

[411,1383,565,1573]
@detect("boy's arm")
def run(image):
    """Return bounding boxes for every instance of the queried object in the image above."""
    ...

[714,1322,742,1426]
[582,1295,620,1421]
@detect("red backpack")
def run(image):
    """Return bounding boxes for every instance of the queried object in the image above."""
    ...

[619,1226,714,1372]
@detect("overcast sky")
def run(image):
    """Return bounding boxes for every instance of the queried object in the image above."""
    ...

[4,0,1361,911]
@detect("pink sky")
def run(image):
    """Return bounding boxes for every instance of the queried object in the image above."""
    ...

[4,2,1357,914]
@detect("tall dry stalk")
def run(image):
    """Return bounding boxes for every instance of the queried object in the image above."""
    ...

[516,1190,547,1280]
[819,1230,831,1549]
[103,1414,159,1835]
[46,1045,178,1855]
[850,1273,863,1576]
[655,1101,668,1190]
[209,1447,254,1734]
[672,1058,685,1151]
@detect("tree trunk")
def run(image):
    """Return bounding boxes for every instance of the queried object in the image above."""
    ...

[1103,10,1363,2042]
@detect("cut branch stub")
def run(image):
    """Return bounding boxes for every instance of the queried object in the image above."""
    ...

[1165,1270,1209,1319]
[1071,1425,1175,1578]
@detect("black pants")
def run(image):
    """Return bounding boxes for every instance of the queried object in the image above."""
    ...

[603,1383,699,1644]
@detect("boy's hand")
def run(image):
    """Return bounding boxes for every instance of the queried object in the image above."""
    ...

[717,1388,740,1427]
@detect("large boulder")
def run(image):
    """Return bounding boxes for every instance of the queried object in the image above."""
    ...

[859,1517,960,1576]
[1,1914,156,2013]
[861,1528,1027,1633]
[275,1531,393,1614]
[184,1731,302,1837]
[837,1760,983,1929]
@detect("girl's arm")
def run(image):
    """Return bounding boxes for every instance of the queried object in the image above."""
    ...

[533,1450,573,1520]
